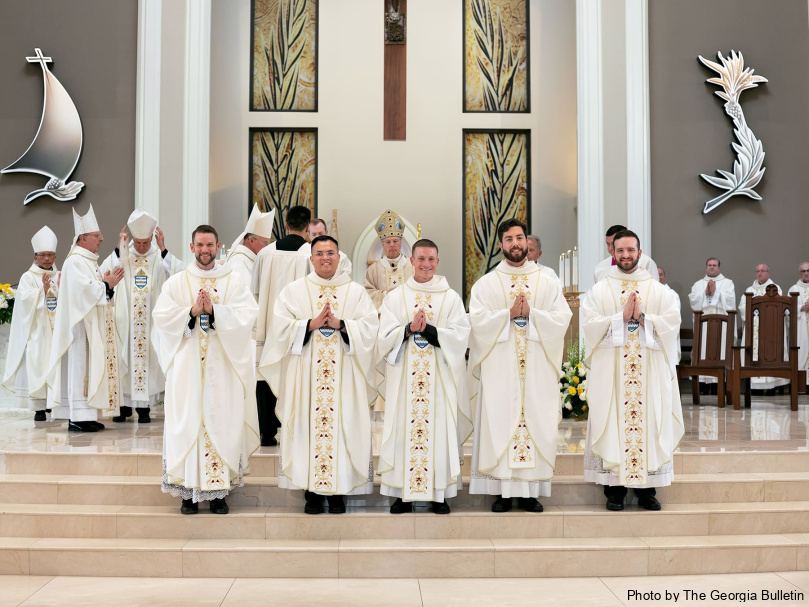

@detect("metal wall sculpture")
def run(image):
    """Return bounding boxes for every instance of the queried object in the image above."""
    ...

[463,129,530,302]
[251,0,318,111]
[463,0,529,113]
[698,51,767,214]
[2,48,84,205]
[250,128,317,241]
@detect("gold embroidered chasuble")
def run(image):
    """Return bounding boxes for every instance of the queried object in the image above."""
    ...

[260,272,378,495]
[364,255,414,309]
[582,266,683,488]
[468,260,571,497]
[377,276,471,502]
[152,263,260,496]
[789,281,809,375]
[48,248,122,416]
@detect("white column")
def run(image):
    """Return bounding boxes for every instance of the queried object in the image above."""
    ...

[576,0,605,293]
[625,0,652,255]
[182,0,211,259]
[135,0,162,220]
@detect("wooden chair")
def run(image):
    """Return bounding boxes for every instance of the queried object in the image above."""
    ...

[731,287,801,410]
[678,311,735,407]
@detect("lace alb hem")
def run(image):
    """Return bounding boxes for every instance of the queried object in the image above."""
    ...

[583,449,673,488]
[161,458,245,503]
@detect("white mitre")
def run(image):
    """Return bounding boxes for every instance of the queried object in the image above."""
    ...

[72,204,100,239]
[31,226,57,253]
[127,209,158,240]
[228,204,275,258]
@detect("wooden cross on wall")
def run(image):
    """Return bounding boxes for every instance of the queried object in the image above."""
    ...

[384,0,407,141]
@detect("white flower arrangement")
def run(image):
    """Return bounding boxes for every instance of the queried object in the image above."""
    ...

[0,283,15,324]
[560,339,588,419]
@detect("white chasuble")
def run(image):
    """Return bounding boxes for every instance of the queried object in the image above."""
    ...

[226,244,256,288]
[468,260,571,498]
[260,272,378,495]
[377,276,471,502]
[738,280,788,389]
[789,281,809,384]
[48,248,122,418]
[364,255,414,309]
[688,275,736,383]
[152,263,259,500]
[582,266,683,488]
[3,264,60,409]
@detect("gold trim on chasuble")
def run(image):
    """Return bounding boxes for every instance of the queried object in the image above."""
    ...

[131,256,151,397]
[46,286,57,332]
[504,272,536,469]
[98,262,119,415]
[618,279,647,485]
[386,263,405,290]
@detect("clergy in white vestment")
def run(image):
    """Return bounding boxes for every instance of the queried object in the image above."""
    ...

[153,224,259,515]
[364,209,414,309]
[3,227,61,420]
[99,209,184,424]
[582,230,683,512]
[688,257,736,385]
[226,204,275,286]
[48,205,125,432]
[377,239,471,515]
[593,224,658,284]
[526,234,561,284]
[738,264,788,390]
[789,262,809,387]
[308,218,352,276]
[260,235,378,515]
[468,219,572,514]
[253,205,313,446]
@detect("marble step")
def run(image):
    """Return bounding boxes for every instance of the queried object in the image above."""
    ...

[3,501,809,540]
[1,533,806,577]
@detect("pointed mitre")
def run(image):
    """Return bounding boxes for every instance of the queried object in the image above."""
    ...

[376,209,404,240]
[227,205,276,259]
[31,226,57,253]
[72,204,100,239]
[127,209,158,240]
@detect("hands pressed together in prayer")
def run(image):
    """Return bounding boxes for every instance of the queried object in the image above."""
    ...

[509,292,530,319]
[802,301,809,313]
[409,308,427,333]
[623,291,644,325]
[191,289,214,317]
[103,267,125,289]
[705,279,716,296]
[310,302,343,331]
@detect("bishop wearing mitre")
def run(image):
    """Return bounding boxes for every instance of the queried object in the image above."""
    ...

[3,227,61,420]
[364,209,414,309]
[377,239,471,514]
[260,235,378,515]
[48,205,125,432]
[468,219,571,513]
[100,209,183,423]
[152,225,259,515]
[226,204,275,285]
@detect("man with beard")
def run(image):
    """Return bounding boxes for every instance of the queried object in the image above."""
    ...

[582,230,682,511]
[593,224,658,284]
[152,225,259,515]
[791,263,809,388]
[468,219,571,513]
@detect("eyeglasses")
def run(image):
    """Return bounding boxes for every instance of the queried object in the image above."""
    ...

[35,253,56,258]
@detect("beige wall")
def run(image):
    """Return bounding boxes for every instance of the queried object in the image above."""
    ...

[650,0,809,322]
[0,0,138,281]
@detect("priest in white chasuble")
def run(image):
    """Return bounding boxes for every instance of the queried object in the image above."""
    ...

[226,204,275,286]
[790,262,809,387]
[582,230,683,512]
[3,227,61,420]
[468,219,572,514]
[364,209,414,309]
[48,205,125,432]
[377,239,471,515]
[99,209,184,424]
[260,235,378,515]
[153,225,259,515]
[254,205,313,446]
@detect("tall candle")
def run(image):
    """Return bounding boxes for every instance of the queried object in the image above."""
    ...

[572,247,578,290]
[559,254,564,286]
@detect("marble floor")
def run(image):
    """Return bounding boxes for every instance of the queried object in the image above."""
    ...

[1,572,808,606]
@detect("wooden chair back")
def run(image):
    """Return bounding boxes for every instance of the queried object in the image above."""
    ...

[740,288,797,371]
[691,310,735,369]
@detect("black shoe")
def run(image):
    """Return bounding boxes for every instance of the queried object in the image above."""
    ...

[432,501,451,515]
[606,495,625,511]
[304,492,325,515]
[261,435,278,447]
[34,411,47,421]
[181,499,199,514]
[45,409,51,413]
[638,495,662,511]
[518,497,544,513]
[88,421,105,430]
[491,496,512,513]
[68,421,97,432]
[327,495,346,514]
[112,416,127,422]
[209,498,229,514]
[136,408,151,423]
[389,498,413,514]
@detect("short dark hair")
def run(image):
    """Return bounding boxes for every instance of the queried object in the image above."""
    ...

[311,235,338,250]
[286,206,312,231]
[192,224,219,243]
[706,257,720,267]
[497,218,527,242]
[611,229,640,249]
[309,218,327,230]
[411,238,439,256]
[605,225,627,238]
